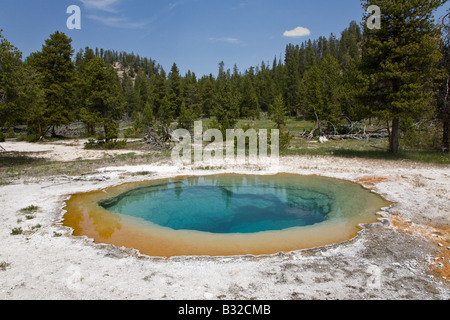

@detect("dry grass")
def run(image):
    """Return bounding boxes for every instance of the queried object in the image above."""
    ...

[0,151,169,185]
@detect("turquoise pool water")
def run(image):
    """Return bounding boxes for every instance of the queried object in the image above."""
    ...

[100,175,339,234]
[64,174,392,257]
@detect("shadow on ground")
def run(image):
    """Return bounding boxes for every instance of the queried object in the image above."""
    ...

[0,153,47,168]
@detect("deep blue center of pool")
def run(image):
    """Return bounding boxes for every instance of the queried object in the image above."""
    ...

[100,176,333,234]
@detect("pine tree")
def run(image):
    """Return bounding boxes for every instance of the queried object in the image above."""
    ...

[240,76,260,119]
[142,101,154,129]
[168,63,183,117]
[121,73,139,117]
[328,33,339,59]
[338,21,362,68]
[319,54,343,131]
[75,47,95,71]
[150,70,168,119]
[177,101,196,132]
[300,62,325,134]
[304,40,316,69]
[82,57,125,141]
[198,74,216,118]
[0,31,27,125]
[284,44,301,115]
[341,59,369,123]
[158,95,174,138]
[74,47,99,135]
[0,30,43,136]
[213,80,240,134]
[135,71,151,113]
[270,94,288,130]
[361,0,445,153]
[27,31,76,137]
[182,71,202,119]
[218,61,226,80]
[255,66,277,113]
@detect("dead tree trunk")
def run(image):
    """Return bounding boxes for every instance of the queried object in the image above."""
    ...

[144,127,172,150]
[326,132,388,140]
[390,117,400,154]
[313,108,324,136]
[442,12,450,153]
[443,77,450,153]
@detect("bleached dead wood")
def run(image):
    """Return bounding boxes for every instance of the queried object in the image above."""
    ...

[144,128,172,150]
[326,132,388,140]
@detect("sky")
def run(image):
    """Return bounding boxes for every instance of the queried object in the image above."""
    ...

[0,0,448,77]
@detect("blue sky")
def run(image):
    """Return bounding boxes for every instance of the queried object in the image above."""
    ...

[0,0,448,77]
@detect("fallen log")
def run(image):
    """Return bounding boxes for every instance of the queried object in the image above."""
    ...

[326,132,388,140]
[144,130,171,150]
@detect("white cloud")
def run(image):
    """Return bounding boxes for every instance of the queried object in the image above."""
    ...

[80,0,149,29]
[283,26,311,37]
[79,0,121,13]
[168,1,185,11]
[231,2,249,10]
[87,15,148,29]
[209,37,241,44]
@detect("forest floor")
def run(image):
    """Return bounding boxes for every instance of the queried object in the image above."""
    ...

[0,138,449,300]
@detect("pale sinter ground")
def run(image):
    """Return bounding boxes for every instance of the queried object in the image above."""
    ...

[0,140,449,300]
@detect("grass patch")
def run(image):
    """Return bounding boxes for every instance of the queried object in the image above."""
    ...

[131,171,152,176]
[0,150,167,184]
[0,120,448,187]
[0,261,10,271]
[285,145,450,164]
[0,155,44,168]
[84,139,128,150]
[333,149,450,164]
[10,227,23,235]
[19,205,40,214]
[284,138,450,164]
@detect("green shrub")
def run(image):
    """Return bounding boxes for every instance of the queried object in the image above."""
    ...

[10,227,23,235]
[84,139,128,150]
[280,130,292,151]
[19,205,40,214]
[104,140,127,150]
[0,131,5,142]
[22,134,41,143]
[0,261,11,271]
[401,119,441,150]
[267,129,292,152]
[6,128,16,139]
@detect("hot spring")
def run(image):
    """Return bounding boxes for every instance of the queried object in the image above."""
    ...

[62,174,392,257]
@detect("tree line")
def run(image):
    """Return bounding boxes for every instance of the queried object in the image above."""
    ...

[0,0,448,153]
